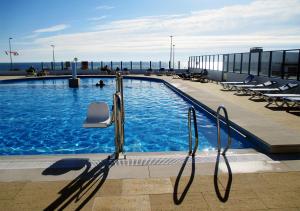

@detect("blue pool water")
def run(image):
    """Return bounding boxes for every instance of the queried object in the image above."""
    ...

[0,78,252,155]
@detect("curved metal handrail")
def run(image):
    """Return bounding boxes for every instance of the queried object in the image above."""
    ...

[188,107,199,156]
[216,105,231,155]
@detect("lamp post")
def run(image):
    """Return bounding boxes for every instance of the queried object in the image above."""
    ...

[51,45,55,70]
[172,44,175,69]
[169,35,173,69]
[9,38,13,71]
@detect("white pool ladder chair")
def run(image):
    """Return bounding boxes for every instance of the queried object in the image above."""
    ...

[83,102,112,128]
[82,73,125,159]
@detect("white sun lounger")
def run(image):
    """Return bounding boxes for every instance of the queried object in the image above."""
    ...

[262,93,300,107]
[283,97,300,107]
[83,102,112,128]
[220,75,255,90]
[263,94,300,98]
[249,83,299,98]
[234,81,276,94]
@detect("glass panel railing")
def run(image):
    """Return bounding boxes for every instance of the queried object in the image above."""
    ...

[228,54,234,72]
[210,55,214,70]
[234,53,242,73]
[260,52,270,76]
[271,51,283,78]
[241,53,249,74]
[223,55,229,72]
[199,56,203,69]
[202,56,206,69]
[218,55,223,71]
[250,52,259,75]
[122,62,131,70]
[189,48,299,80]
[284,50,299,80]
[93,62,102,70]
[151,62,160,70]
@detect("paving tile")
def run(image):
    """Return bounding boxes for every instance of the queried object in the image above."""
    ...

[12,181,69,210]
[92,195,151,211]
[261,172,300,191]
[108,166,149,179]
[254,189,300,209]
[202,191,267,210]
[96,179,123,196]
[0,182,27,200]
[263,208,299,211]
[149,193,209,211]
[218,173,273,191]
[14,182,60,210]
[122,178,173,195]
[0,199,17,211]
[11,180,107,210]
[170,175,223,193]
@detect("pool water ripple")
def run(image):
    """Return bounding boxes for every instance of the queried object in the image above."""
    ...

[0,78,252,155]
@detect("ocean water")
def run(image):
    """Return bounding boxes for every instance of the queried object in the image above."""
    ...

[0,61,187,71]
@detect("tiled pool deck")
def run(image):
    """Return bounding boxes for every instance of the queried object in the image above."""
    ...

[0,75,300,210]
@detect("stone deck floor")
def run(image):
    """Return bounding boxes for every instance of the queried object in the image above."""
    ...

[0,75,300,210]
[1,171,300,210]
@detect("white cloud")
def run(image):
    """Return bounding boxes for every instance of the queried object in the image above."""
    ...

[34,24,69,33]
[87,16,107,21]
[95,5,114,10]
[11,0,300,62]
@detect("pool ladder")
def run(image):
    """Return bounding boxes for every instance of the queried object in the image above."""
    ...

[188,107,198,156]
[216,105,231,155]
[187,105,231,156]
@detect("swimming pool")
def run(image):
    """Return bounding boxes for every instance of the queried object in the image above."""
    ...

[0,77,253,155]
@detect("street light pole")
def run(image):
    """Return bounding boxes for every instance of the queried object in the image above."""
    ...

[51,45,55,70]
[9,38,13,71]
[172,44,175,69]
[169,35,173,69]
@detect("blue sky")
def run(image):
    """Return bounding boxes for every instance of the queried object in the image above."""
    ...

[1,0,300,62]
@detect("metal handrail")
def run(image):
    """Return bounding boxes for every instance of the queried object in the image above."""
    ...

[216,105,231,155]
[188,107,199,156]
[113,92,125,158]
[116,73,125,121]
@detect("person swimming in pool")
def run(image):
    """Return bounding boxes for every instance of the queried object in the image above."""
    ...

[96,80,105,87]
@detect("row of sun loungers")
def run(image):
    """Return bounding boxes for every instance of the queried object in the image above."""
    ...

[220,75,300,109]
[144,68,175,76]
[175,69,208,82]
